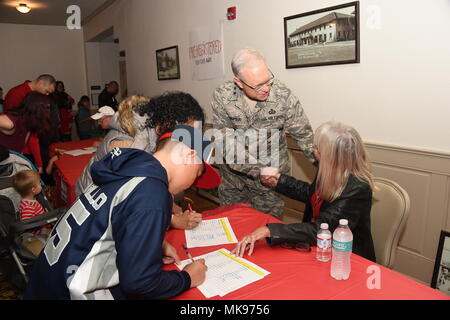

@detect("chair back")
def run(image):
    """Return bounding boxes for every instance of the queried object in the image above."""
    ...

[371,177,410,269]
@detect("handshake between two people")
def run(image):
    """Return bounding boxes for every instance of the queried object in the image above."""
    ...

[259,167,281,188]
[230,167,281,258]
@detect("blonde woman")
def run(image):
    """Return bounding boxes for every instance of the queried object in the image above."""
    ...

[233,121,376,261]
[75,92,206,231]
[75,95,152,196]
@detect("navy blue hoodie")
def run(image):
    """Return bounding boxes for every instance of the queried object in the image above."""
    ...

[24,148,191,300]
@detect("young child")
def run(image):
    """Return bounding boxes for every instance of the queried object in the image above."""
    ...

[12,170,51,237]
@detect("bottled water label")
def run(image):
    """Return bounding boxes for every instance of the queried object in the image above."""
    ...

[332,239,353,252]
[317,237,331,250]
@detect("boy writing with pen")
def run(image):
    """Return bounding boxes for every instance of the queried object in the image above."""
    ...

[24,124,222,300]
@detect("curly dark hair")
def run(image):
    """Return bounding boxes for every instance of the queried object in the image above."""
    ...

[7,91,52,136]
[137,91,205,135]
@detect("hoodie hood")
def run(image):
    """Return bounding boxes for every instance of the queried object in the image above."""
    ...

[90,148,167,187]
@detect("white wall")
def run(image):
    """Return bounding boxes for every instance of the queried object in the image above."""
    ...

[83,0,450,153]
[84,41,121,105]
[0,23,87,105]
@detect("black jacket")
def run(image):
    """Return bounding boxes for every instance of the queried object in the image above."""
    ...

[267,174,376,261]
[98,89,118,111]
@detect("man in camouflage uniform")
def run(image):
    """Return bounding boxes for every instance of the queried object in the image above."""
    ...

[211,48,315,219]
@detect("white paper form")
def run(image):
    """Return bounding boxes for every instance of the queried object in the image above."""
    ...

[177,248,270,298]
[185,217,238,248]
[64,147,97,156]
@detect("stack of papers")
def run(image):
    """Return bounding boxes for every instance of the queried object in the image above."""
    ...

[64,147,97,156]
[185,218,237,248]
[177,248,270,298]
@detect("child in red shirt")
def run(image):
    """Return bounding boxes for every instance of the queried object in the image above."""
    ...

[12,170,51,237]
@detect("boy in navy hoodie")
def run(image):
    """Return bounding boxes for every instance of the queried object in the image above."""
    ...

[24,125,221,300]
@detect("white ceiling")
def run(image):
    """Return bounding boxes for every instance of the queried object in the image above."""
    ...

[0,0,111,26]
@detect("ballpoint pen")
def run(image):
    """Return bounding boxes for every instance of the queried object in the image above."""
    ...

[183,243,195,263]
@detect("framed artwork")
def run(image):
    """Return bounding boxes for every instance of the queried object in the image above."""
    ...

[284,1,360,68]
[156,45,180,80]
[431,230,450,295]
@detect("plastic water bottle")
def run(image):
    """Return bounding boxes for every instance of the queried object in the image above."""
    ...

[316,223,332,262]
[330,219,353,280]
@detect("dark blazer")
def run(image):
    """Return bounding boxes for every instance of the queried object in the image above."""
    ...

[98,89,118,111]
[267,174,376,261]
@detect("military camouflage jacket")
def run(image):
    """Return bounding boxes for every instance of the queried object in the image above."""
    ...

[211,79,315,181]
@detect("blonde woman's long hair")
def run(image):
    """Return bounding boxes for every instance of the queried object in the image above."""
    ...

[118,95,150,137]
[315,121,374,203]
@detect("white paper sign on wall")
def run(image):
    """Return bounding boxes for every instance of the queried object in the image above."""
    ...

[189,22,225,81]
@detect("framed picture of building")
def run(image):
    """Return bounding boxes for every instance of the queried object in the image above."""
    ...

[284,1,360,68]
[156,45,180,80]
[431,230,450,295]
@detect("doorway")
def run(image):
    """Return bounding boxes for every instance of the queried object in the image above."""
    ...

[84,27,127,108]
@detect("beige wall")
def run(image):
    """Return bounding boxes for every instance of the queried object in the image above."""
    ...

[83,0,450,283]
[84,0,450,153]
[84,41,121,106]
[0,23,87,104]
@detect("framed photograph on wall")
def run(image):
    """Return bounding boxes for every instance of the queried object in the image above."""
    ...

[431,230,450,295]
[156,45,180,80]
[284,1,360,68]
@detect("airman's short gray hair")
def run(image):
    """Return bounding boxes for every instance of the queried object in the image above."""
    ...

[231,48,267,77]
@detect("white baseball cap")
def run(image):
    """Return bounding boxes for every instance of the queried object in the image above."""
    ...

[91,106,115,120]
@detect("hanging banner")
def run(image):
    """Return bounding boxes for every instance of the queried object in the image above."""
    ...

[189,22,225,80]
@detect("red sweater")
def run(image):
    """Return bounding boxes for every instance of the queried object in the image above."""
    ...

[4,81,32,111]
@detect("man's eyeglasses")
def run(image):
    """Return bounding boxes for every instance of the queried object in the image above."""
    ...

[280,241,311,252]
[239,70,274,92]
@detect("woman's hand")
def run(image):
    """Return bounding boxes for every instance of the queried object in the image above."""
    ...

[232,226,271,257]
[162,240,181,265]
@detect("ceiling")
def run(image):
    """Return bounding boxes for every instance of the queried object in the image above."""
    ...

[0,0,112,26]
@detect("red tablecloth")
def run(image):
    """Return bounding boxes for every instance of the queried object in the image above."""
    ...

[50,139,99,207]
[164,204,449,300]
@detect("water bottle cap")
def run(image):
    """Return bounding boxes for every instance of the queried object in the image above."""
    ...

[339,219,348,226]
[320,223,329,229]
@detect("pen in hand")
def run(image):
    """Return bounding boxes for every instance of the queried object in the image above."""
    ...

[183,244,195,263]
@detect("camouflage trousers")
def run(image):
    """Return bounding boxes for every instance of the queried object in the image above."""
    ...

[218,171,284,219]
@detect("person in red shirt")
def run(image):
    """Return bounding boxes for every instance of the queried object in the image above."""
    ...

[13,169,52,257]
[52,81,75,141]
[3,75,56,173]
[13,170,52,235]
[3,74,56,111]
[0,86,4,112]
